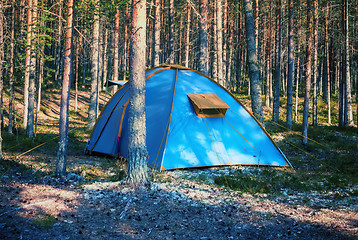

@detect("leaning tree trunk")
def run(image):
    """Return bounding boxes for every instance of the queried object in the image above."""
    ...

[57,0,74,177]
[88,2,100,129]
[152,0,161,67]
[286,0,294,128]
[199,0,209,75]
[126,0,149,186]
[273,0,282,123]
[302,0,313,145]
[244,0,263,123]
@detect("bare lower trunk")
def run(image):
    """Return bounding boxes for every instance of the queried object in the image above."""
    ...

[216,0,223,86]
[23,0,33,129]
[286,0,294,128]
[244,0,263,123]
[152,0,161,67]
[184,4,191,68]
[199,0,209,75]
[273,0,282,123]
[325,1,331,124]
[302,0,313,145]
[9,0,16,134]
[88,4,100,129]
[0,0,3,158]
[126,0,149,186]
[312,0,318,126]
[57,0,74,177]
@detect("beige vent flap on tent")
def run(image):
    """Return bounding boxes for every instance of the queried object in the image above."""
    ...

[188,94,230,118]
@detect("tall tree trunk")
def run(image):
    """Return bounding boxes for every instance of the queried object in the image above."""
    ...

[23,0,33,129]
[123,4,130,81]
[27,0,38,138]
[273,0,282,123]
[75,33,81,112]
[325,1,331,124]
[216,0,223,86]
[168,0,174,64]
[126,0,149,186]
[35,53,44,136]
[184,4,191,68]
[302,0,313,145]
[9,0,16,134]
[199,0,209,75]
[102,28,109,90]
[265,0,272,107]
[55,0,63,86]
[0,0,3,158]
[112,7,120,93]
[88,3,100,129]
[344,0,353,125]
[286,0,294,128]
[222,0,228,87]
[57,0,74,177]
[212,7,218,80]
[244,0,263,123]
[152,0,161,67]
[312,0,318,126]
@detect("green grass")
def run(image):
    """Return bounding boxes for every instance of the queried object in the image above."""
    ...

[32,214,56,229]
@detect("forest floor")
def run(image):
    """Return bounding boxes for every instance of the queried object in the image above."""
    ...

[0,87,358,239]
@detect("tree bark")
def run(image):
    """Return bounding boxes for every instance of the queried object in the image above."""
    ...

[112,7,120,94]
[23,0,33,129]
[265,0,272,108]
[0,0,3,158]
[26,0,38,138]
[312,0,318,126]
[152,0,161,67]
[88,2,100,129]
[57,0,74,177]
[199,0,209,75]
[244,0,263,123]
[126,0,149,186]
[216,0,223,86]
[55,0,63,86]
[273,0,282,123]
[344,0,353,125]
[302,0,313,145]
[8,0,16,134]
[184,4,191,68]
[168,0,174,64]
[325,1,331,124]
[286,0,294,128]
[295,44,300,123]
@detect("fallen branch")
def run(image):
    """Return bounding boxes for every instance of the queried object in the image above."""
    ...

[119,197,132,220]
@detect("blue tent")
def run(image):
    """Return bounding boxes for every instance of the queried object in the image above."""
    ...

[86,65,291,170]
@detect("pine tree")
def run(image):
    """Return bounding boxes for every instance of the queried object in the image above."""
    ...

[57,0,75,177]
[126,0,149,186]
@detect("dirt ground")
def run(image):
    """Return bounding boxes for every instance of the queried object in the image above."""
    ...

[0,164,357,240]
[1,89,357,239]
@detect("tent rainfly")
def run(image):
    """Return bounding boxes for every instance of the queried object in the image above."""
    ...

[85,65,292,170]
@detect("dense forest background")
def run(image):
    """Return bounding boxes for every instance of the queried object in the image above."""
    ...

[0,0,357,156]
